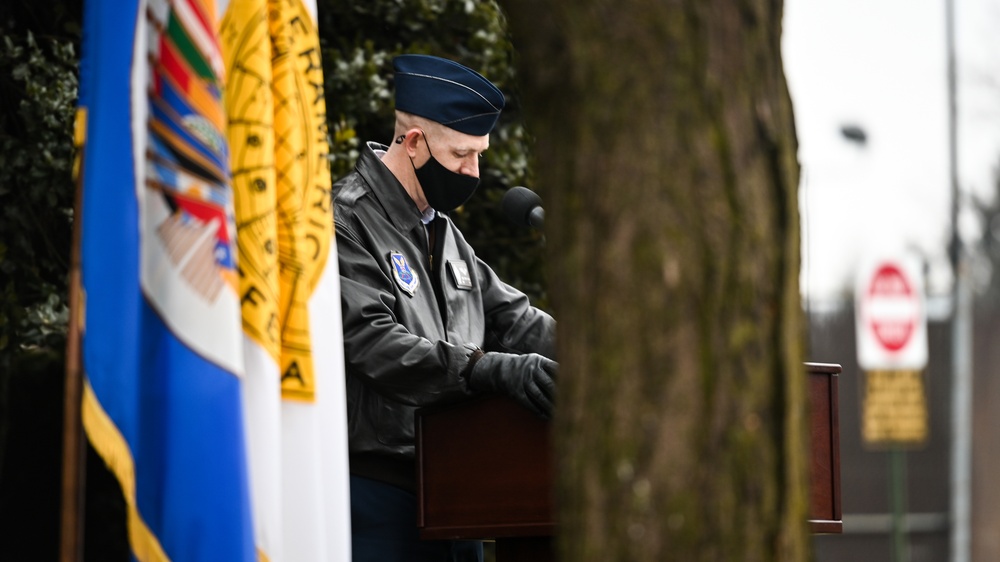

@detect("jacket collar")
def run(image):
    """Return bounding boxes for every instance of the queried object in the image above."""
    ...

[356,141,425,233]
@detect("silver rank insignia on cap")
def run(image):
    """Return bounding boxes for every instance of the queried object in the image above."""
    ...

[389,251,419,296]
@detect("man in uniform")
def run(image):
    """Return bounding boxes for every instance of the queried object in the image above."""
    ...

[332,54,558,562]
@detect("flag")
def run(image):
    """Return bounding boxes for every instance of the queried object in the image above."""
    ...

[217,0,352,560]
[78,0,256,560]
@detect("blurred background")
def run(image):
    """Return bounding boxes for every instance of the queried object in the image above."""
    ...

[785,0,1000,560]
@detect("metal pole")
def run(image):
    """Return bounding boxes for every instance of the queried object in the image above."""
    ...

[946,0,973,559]
[891,445,910,562]
[950,262,973,562]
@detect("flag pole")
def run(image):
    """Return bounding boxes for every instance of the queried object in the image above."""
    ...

[59,112,88,562]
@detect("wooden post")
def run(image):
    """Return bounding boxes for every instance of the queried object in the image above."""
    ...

[59,110,87,562]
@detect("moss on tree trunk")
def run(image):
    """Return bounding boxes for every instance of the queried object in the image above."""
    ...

[501,1,807,560]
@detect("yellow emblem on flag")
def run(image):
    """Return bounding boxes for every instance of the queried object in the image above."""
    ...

[270,0,332,402]
[221,0,331,402]
[221,2,280,358]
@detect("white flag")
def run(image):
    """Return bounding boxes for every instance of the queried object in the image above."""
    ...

[219,0,351,559]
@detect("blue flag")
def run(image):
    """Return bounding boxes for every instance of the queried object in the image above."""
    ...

[78,1,255,560]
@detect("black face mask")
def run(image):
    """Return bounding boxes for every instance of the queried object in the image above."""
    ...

[410,131,480,212]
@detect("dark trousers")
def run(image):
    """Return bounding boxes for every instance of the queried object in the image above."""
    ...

[350,475,483,562]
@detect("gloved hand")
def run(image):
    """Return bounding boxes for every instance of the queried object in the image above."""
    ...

[465,351,557,419]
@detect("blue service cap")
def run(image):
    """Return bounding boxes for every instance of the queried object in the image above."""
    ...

[393,54,505,136]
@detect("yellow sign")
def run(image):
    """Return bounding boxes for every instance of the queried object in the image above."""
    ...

[862,369,928,445]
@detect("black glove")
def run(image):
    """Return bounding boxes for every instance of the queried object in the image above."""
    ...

[466,351,557,418]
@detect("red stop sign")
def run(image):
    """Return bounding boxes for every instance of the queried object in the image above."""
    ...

[866,264,918,352]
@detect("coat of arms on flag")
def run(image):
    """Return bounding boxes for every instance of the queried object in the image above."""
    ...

[78,0,351,560]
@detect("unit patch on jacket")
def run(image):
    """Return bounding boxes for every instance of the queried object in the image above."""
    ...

[447,259,473,290]
[389,251,419,296]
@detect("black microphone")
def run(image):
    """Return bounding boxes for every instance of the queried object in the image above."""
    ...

[502,186,545,229]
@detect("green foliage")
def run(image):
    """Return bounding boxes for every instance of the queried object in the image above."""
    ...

[0,28,77,367]
[317,0,548,307]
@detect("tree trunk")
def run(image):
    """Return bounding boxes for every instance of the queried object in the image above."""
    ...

[500,1,807,560]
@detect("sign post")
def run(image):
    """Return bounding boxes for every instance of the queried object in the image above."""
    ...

[855,254,929,562]
[856,256,930,443]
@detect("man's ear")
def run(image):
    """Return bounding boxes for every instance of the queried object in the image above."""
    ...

[400,129,423,157]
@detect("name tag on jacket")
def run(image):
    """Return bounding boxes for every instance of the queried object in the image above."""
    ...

[447,260,473,290]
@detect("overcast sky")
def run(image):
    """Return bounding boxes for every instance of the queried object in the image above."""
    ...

[783,0,1000,304]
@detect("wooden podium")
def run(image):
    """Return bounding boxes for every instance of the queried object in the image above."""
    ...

[806,362,843,534]
[416,363,841,559]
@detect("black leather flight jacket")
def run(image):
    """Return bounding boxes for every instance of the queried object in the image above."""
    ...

[333,142,556,491]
